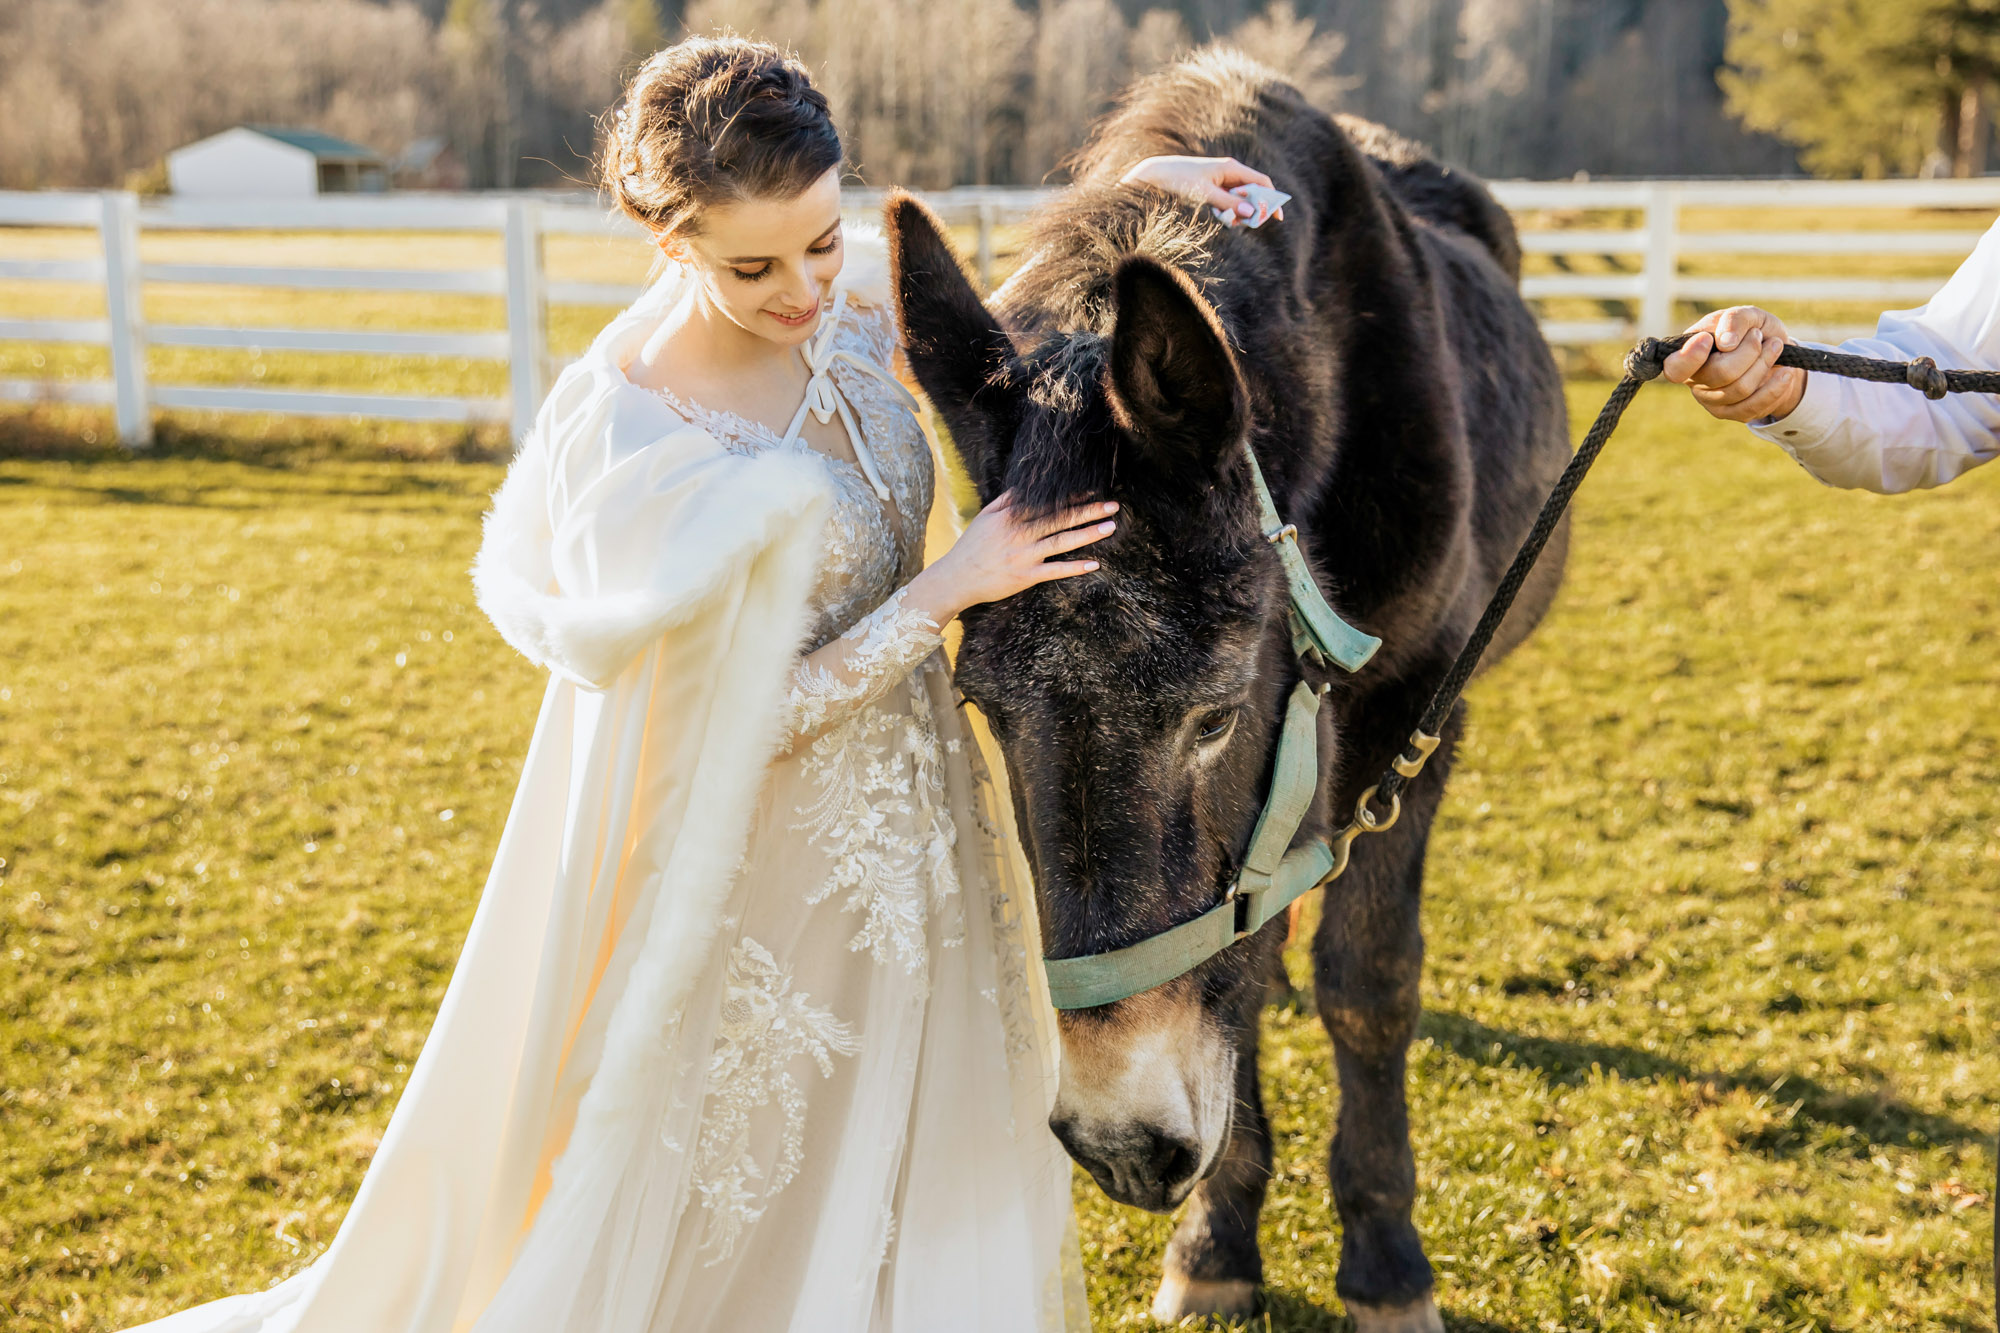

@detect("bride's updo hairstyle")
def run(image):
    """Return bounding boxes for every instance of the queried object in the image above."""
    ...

[601,35,842,240]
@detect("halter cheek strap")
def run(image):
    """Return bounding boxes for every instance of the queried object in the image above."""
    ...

[1038,444,1386,1012]
[779,287,924,504]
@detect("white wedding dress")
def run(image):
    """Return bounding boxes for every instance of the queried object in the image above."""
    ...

[118,239,1088,1333]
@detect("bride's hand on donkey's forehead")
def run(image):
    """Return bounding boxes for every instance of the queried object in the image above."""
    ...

[914,496,1119,621]
[1030,498,1119,540]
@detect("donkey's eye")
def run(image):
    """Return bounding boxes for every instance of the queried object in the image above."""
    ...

[1194,709,1238,745]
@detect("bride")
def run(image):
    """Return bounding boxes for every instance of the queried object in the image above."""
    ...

[121,35,1279,1333]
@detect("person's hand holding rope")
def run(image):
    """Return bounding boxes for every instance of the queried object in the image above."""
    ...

[1661,305,1810,424]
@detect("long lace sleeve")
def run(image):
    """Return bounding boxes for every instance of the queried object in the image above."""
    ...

[779,585,946,745]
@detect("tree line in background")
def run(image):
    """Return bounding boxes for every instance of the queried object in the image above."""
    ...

[5,0,2000,192]
[0,0,639,192]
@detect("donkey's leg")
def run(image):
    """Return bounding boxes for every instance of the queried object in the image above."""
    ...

[1313,767,1449,1333]
[1151,990,1272,1321]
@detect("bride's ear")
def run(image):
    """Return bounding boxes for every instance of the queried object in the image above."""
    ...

[649,225,690,266]
[886,191,1019,496]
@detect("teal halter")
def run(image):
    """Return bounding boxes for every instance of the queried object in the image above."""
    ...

[1040,446,1432,1011]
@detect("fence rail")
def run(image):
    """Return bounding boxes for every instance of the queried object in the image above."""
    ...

[4,178,1999,447]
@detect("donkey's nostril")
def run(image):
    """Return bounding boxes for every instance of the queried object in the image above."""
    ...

[1048,1116,1121,1198]
[1146,1132,1198,1193]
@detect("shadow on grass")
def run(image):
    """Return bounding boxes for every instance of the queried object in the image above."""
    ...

[7,473,489,514]
[1246,1289,1527,1332]
[1422,1009,1989,1152]
[1252,1289,1349,1331]
[1,408,504,510]
[79,475,475,508]
[0,405,515,469]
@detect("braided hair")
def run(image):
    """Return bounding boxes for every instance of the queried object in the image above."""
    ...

[600,35,842,239]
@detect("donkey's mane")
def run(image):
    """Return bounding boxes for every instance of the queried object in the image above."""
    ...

[999,187,1222,330]
[976,47,1322,519]
[991,188,1243,515]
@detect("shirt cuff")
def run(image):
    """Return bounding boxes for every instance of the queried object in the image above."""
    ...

[1746,360,1842,451]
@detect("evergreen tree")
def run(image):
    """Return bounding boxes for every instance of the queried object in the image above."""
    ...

[1723,0,2000,177]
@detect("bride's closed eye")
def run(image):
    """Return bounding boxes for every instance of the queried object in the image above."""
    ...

[730,234,842,283]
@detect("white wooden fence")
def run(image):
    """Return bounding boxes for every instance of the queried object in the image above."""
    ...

[1494,178,2000,350]
[4,178,1998,448]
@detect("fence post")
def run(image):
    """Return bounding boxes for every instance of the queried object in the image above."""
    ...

[504,198,548,448]
[1639,183,1680,339]
[975,198,996,293]
[99,190,151,447]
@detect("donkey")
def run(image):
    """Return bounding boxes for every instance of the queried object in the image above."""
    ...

[888,49,1570,1332]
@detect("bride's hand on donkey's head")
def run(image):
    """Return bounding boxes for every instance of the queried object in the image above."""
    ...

[907,493,1118,623]
[1121,155,1284,223]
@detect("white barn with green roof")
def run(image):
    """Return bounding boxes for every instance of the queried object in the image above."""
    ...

[166,126,389,197]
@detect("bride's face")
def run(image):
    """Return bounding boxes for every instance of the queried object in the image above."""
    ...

[664,166,846,348]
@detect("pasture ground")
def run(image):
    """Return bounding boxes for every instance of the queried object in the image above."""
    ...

[0,383,1995,1332]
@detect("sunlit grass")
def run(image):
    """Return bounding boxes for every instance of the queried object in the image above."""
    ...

[0,340,1995,1326]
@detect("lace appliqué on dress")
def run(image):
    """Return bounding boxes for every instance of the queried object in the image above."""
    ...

[693,937,860,1264]
[787,589,966,973]
[780,585,942,736]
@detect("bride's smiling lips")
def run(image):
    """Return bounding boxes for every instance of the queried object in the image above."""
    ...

[767,303,818,328]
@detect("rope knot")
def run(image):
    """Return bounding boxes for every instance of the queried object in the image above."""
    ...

[1905,356,1949,400]
[1623,337,1674,383]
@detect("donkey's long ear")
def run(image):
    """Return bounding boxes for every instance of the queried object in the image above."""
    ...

[1105,256,1247,476]
[886,191,1018,495]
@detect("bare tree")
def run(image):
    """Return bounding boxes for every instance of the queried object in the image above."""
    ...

[0,0,1801,191]
[1023,0,1133,182]
[0,0,442,189]
[691,0,1033,187]
[1225,1,1360,111]
[1129,9,1194,79]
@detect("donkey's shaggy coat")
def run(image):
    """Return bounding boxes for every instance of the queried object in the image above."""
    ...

[891,48,1570,1330]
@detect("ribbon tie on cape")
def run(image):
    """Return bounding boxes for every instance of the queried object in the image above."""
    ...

[777,287,924,504]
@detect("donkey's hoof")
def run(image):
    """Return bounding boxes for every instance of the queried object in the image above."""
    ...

[1347,1293,1444,1333]
[1150,1272,1258,1322]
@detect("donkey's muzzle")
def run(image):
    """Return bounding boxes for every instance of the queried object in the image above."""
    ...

[1050,1114,1203,1212]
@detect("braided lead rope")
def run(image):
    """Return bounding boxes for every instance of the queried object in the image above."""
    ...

[1048,332,2000,1005]
[1360,333,2000,817]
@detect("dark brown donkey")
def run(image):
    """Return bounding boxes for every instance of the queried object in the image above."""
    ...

[889,49,1570,1332]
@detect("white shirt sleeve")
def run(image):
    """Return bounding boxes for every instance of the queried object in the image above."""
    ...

[1746,214,2000,493]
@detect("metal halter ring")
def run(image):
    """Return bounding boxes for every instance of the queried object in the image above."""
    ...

[1320,784,1405,889]
[1352,784,1402,834]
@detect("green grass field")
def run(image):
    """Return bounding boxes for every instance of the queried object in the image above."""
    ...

[2,371,1997,1327]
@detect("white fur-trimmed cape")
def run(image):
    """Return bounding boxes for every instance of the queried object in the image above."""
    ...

[470,222,895,688]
